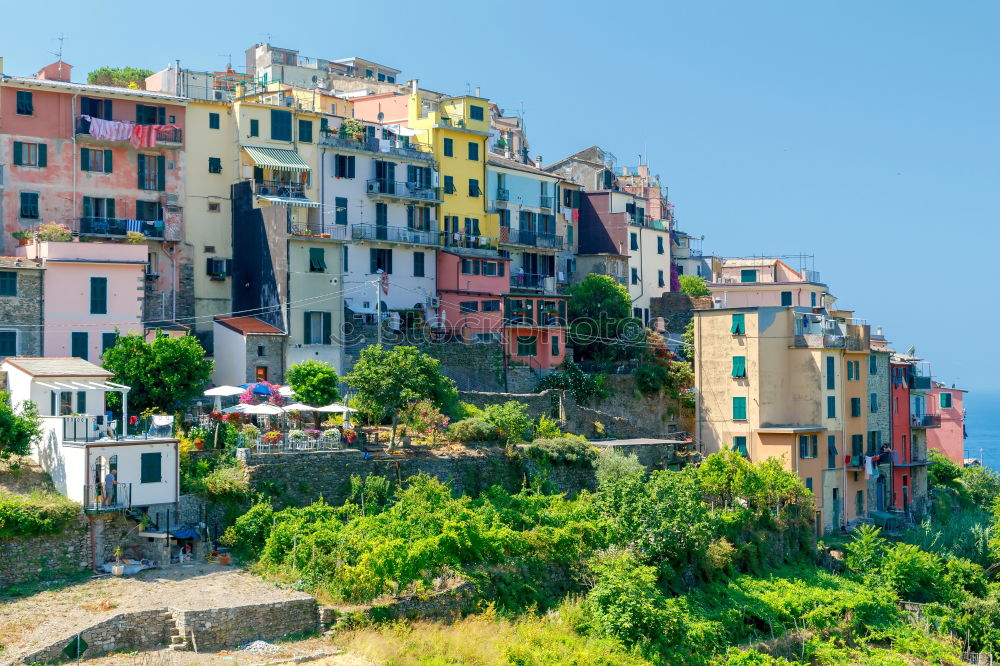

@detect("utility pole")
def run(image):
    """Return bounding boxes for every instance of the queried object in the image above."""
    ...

[374,277,382,346]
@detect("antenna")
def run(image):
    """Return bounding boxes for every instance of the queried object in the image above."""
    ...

[218,54,233,70]
[50,34,65,61]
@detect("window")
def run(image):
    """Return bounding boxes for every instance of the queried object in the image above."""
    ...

[444,175,455,194]
[657,236,664,254]
[826,356,835,389]
[137,200,162,221]
[208,157,222,174]
[365,68,374,78]
[517,335,537,357]
[140,452,162,483]
[851,398,861,417]
[16,90,33,115]
[567,226,574,245]
[732,355,746,378]
[940,392,952,409]
[90,277,108,314]
[82,196,116,223]
[733,397,747,421]
[780,291,792,306]
[250,118,259,137]
[443,138,453,157]
[827,435,838,469]
[101,332,117,354]
[630,232,638,251]
[370,248,392,274]
[60,391,73,415]
[19,192,39,219]
[677,265,684,275]
[71,332,89,360]
[80,147,111,173]
[851,434,864,458]
[467,141,480,161]
[309,247,327,273]
[468,179,481,197]
[257,345,266,357]
[847,360,854,381]
[299,119,313,143]
[733,436,748,458]
[13,141,46,168]
[470,105,484,121]
[137,154,165,191]
[552,334,560,356]
[740,269,757,283]
[805,477,813,492]
[658,270,665,288]
[869,354,878,374]
[77,391,87,414]
[0,272,16,297]
[334,197,348,225]
[827,395,836,418]
[135,104,165,125]
[413,252,425,277]
[460,301,479,313]
[0,331,16,356]
[855,490,864,517]
[731,313,745,335]
[303,310,332,345]
[209,112,220,129]
[270,109,292,141]
[799,434,817,459]
[811,291,817,307]
[631,268,639,285]
[870,392,878,413]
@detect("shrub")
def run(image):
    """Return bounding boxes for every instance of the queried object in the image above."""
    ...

[534,414,563,440]
[679,275,711,298]
[845,524,887,576]
[0,490,80,538]
[535,361,608,403]
[595,447,645,486]
[242,424,260,440]
[288,429,306,442]
[446,418,499,443]
[526,436,597,468]
[928,449,962,487]
[323,427,341,442]
[482,401,533,445]
[881,542,945,602]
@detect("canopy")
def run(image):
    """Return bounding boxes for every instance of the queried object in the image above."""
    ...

[204,386,245,397]
[386,123,421,137]
[256,195,321,208]
[283,402,317,412]
[316,403,358,414]
[242,145,310,172]
[242,403,286,415]
[221,404,248,414]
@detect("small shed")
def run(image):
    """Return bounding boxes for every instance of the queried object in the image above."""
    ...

[212,316,287,386]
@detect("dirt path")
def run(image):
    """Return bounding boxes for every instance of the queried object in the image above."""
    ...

[0,564,312,662]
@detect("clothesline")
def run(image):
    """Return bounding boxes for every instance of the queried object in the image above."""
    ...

[80,115,180,149]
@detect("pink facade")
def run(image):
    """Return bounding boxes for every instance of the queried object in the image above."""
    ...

[16,241,144,361]
[436,251,508,338]
[926,382,967,465]
[710,259,828,309]
[716,259,803,283]
[351,94,410,125]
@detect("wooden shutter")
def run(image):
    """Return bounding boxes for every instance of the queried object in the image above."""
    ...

[137,154,146,189]
[38,144,47,167]
[303,311,313,344]
[347,155,355,178]
[140,452,162,483]
[81,147,90,170]
[104,99,113,120]
[370,249,377,274]
[322,312,332,344]
[106,199,115,220]
[386,250,393,274]
[13,142,22,166]
[407,165,416,183]
[82,197,93,219]
[104,149,113,173]
[156,155,166,191]
[77,391,86,414]
[136,105,143,123]
[157,107,166,124]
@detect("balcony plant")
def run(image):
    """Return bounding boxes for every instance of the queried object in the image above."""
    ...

[37,221,72,242]
[339,118,366,141]
[11,230,31,245]
[126,231,145,244]
[323,427,341,446]
[288,429,306,443]
[263,430,282,445]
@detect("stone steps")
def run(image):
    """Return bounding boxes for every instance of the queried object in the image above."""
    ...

[165,611,189,651]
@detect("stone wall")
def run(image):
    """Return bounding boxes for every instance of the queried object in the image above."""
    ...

[0,516,90,591]
[19,609,171,664]
[0,262,43,358]
[649,291,712,341]
[173,598,318,651]
[246,332,286,385]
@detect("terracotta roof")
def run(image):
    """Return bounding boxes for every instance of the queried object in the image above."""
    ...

[145,320,190,332]
[214,316,285,336]
[2,357,112,377]
[0,257,41,269]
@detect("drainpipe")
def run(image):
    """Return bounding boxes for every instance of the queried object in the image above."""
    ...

[840,350,847,530]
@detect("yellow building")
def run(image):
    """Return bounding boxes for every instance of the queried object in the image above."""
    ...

[694,305,872,534]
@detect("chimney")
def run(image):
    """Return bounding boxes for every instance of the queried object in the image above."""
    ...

[410,79,418,94]
[534,155,542,169]
[638,164,649,179]
[0,57,4,75]
[37,60,72,83]
[876,327,883,336]
[475,86,481,97]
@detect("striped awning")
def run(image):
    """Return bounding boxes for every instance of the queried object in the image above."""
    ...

[257,196,321,208]
[242,145,310,172]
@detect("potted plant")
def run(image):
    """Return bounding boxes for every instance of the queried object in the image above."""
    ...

[340,118,367,142]
[126,231,145,244]
[288,429,306,444]
[322,427,341,448]
[11,230,30,246]
[263,430,282,445]
[37,221,72,242]
[111,547,125,576]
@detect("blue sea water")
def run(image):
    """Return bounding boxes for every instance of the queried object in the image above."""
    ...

[965,389,1000,471]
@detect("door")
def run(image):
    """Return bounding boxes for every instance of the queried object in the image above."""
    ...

[375,203,388,240]
[831,488,841,530]
[253,166,264,184]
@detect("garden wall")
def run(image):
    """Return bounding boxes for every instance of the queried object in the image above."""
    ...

[0,515,90,591]
[172,598,318,651]
[18,609,171,664]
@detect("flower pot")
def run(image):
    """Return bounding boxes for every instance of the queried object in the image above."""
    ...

[111,564,125,576]
[18,238,30,246]
[194,439,205,450]
[218,554,231,566]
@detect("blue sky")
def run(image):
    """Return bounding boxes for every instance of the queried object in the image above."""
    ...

[3,0,997,390]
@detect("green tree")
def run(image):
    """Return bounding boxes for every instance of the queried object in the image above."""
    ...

[102,332,213,413]
[287,360,341,407]
[345,345,458,449]
[87,66,154,89]
[0,392,42,462]
[961,465,1000,510]
[482,401,533,446]
[566,274,639,363]
[845,524,887,576]
[928,449,962,487]
[678,275,711,298]
[681,319,695,362]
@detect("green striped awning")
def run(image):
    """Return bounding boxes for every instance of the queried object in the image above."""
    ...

[241,145,310,172]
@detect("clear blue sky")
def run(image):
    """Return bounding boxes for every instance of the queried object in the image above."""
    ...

[4,0,997,390]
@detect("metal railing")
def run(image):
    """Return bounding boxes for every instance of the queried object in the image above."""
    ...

[506,310,565,327]
[255,180,306,199]
[496,188,510,201]
[351,224,440,246]
[74,116,182,144]
[79,217,164,239]
[510,272,550,290]
[792,334,863,350]
[539,196,554,210]
[291,222,348,240]
[322,135,435,162]
[910,375,932,391]
[366,179,441,202]
[501,228,564,250]
[442,231,498,252]
[83,482,131,513]
[911,414,941,428]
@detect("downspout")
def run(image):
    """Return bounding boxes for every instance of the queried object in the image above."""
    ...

[72,93,78,231]
[840,350,847,530]
[694,312,702,453]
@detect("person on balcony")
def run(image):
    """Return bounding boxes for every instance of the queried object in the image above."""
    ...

[103,468,120,506]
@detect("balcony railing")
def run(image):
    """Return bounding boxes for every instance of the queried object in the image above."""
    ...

[322,134,435,162]
[442,231,498,253]
[506,310,565,327]
[539,196,554,210]
[496,188,510,202]
[351,224,440,246]
[366,179,441,203]
[911,414,941,428]
[83,483,131,514]
[792,334,863,350]
[500,228,564,250]
[255,180,306,199]
[291,222,348,241]
[79,217,164,240]
[910,375,932,391]
[510,272,551,291]
[75,116,182,145]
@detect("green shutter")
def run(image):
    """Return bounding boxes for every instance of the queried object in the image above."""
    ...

[82,196,93,219]
[156,155,165,191]
[77,391,86,414]
[140,452,161,483]
[137,154,146,189]
[303,311,312,344]
[80,147,90,171]
[157,107,166,124]
[106,199,115,220]
[733,397,747,421]
[90,277,107,314]
[347,156,355,178]
[730,313,745,335]
[370,249,377,274]
[322,312,332,344]
[38,143,47,167]
[104,149,113,173]
[732,356,746,378]
[13,141,22,166]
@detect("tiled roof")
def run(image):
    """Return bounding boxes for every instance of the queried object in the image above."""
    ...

[0,257,41,269]
[1,75,188,101]
[214,316,285,336]
[3,357,112,377]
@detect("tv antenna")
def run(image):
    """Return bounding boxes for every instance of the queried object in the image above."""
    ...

[50,34,65,61]
[218,54,233,69]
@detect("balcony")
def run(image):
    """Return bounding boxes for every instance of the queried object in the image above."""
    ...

[351,224,440,247]
[254,180,318,207]
[500,228,564,250]
[792,334,864,350]
[911,414,941,429]
[366,179,442,203]
[496,188,510,202]
[507,310,565,328]
[322,135,435,163]
[510,272,554,291]
[83,483,131,514]
[910,375,932,391]
[539,196,554,210]
[78,217,164,240]
[291,222,348,241]
[75,116,182,146]
[441,231,498,255]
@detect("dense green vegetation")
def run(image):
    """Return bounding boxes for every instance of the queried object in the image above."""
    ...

[86,66,154,89]
[0,391,42,463]
[102,333,213,413]
[0,490,79,538]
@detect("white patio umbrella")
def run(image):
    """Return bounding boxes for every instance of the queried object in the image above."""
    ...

[221,404,248,413]
[204,385,245,410]
[278,385,294,398]
[242,403,286,415]
[283,403,317,412]
[316,403,358,413]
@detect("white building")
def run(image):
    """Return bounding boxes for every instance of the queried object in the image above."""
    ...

[2,357,179,514]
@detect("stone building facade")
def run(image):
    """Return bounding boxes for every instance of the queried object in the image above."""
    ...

[0,256,43,359]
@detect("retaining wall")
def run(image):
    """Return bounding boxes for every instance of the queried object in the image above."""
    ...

[18,609,171,664]
[0,516,90,591]
[173,598,318,651]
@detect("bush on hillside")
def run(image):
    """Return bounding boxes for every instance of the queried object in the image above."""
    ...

[446,418,500,443]
[526,436,598,468]
[0,490,80,538]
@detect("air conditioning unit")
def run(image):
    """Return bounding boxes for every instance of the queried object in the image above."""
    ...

[284,96,295,107]
[213,90,226,101]
[366,182,378,193]
[427,296,441,308]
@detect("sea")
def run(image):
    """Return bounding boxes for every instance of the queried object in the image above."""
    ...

[966,389,1000,471]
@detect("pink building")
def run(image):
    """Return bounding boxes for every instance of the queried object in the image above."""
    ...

[709,258,829,309]
[436,251,508,342]
[926,381,967,465]
[0,59,189,322]
[16,241,145,361]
